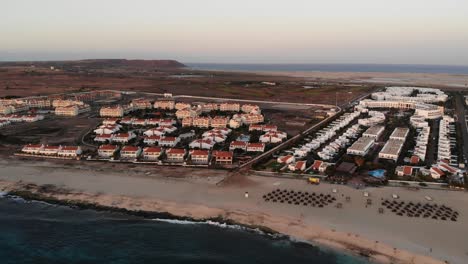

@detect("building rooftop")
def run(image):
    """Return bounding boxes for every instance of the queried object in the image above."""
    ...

[363,125,385,137]
[390,127,409,139]
[380,139,405,156]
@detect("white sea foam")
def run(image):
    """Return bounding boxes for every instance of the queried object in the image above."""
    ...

[151,218,283,238]
[0,191,8,197]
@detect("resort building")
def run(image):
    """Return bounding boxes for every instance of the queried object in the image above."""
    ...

[396,166,414,177]
[430,167,445,179]
[346,137,375,156]
[98,145,119,158]
[166,148,186,162]
[246,143,266,152]
[143,135,161,145]
[229,119,241,129]
[229,141,247,151]
[193,117,211,128]
[389,127,409,141]
[412,126,430,161]
[21,144,44,154]
[437,116,454,162]
[0,104,29,114]
[277,155,295,164]
[211,117,229,128]
[57,146,82,157]
[189,138,215,149]
[176,107,201,119]
[39,145,63,156]
[358,111,385,127]
[52,99,84,108]
[189,149,210,164]
[362,125,385,139]
[22,115,45,122]
[219,103,240,112]
[0,120,11,127]
[112,132,136,143]
[371,87,448,103]
[142,147,163,160]
[378,128,409,161]
[233,113,264,125]
[182,117,193,127]
[94,134,114,143]
[241,104,261,114]
[288,161,306,172]
[55,104,90,116]
[149,126,172,136]
[24,98,51,108]
[100,105,125,117]
[120,117,135,125]
[131,98,153,110]
[159,118,176,126]
[201,103,218,112]
[175,102,191,110]
[154,99,175,110]
[94,124,121,135]
[260,131,287,144]
[120,146,142,159]
[263,125,278,132]
[132,119,147,126]
[159,136,180,147]
[213,151,234,164]
[311,160,329,172]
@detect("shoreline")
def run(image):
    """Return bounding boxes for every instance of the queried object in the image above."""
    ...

[0,180,447,264]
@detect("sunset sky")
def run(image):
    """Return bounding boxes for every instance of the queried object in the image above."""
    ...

[2,0,468,65]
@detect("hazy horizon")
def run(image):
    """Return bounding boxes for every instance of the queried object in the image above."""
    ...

[2,0,468,65]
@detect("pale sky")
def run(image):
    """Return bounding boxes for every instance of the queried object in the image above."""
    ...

[1,0,468,65]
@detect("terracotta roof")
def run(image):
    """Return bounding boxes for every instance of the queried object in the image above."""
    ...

[167,148,186,154]
[191,150,209,156]
[230,141,247,146]
[121,146,140,152]
[410,155,420,164]
[295,161,306,170]
[439,164,457,174]
[160,137,177,142]
[403,166,413,176]
[431,167,445,176]
[114,133,131,138]
[99,144,118,150]
[247,143,265,148]
[61,146,79,151]
[312,160,323,170]
[279,155,293,163]
[96,134,112,138]
[143,147,162,153]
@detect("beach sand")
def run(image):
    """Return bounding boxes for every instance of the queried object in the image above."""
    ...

[255,71,468,89]
[0,158,467,264]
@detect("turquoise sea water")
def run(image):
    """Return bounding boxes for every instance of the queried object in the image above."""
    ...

[0,194,371,264]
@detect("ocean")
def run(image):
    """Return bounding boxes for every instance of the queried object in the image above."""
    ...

[0,194,370,264]
[186,63,468,74]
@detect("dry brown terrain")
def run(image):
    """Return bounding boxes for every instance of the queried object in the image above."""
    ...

[0,62,377,105]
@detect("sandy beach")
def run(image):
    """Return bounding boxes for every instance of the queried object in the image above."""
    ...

[255,71,468,89]
[0,158,467,264]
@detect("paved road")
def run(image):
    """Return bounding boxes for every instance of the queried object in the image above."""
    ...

[454,94,468,168]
